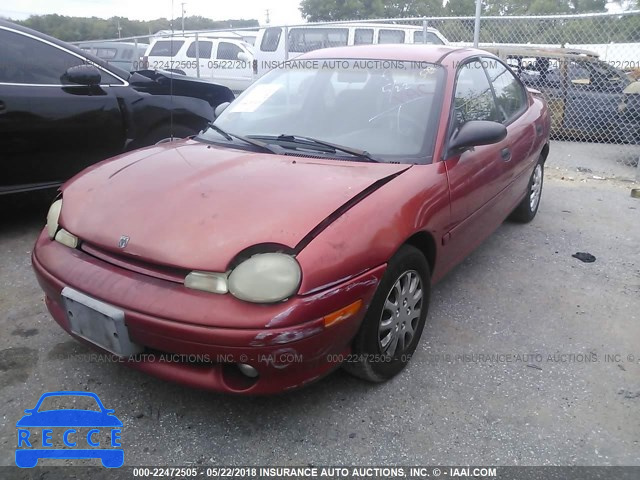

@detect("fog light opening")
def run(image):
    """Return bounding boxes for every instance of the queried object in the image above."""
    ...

[237,363,259,378]
[221,363,259,391]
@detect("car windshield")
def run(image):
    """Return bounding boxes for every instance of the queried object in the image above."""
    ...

[199,59,445,164]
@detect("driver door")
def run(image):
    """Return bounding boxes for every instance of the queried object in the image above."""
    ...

[0,26,123,194]
[441,59,513,270]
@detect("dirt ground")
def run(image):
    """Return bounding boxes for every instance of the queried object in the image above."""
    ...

[0,141,638,470]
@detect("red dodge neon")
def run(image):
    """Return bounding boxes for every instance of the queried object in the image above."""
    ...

[33,45,550,394]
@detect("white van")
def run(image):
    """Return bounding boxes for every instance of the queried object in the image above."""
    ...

[254,23,448,77]
[153,29,259,45]
[142,36,255,92]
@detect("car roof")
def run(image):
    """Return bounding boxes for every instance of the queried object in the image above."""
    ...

[151,35,248,44]
[299,44,492,66]
[286,23,439,30]
[78,41,149,48]
[0,19,131,79]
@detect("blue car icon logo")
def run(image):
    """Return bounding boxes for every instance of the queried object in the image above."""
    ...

[16,391,123,468]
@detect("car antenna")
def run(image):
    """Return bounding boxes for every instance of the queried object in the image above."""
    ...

[169,0,175,140]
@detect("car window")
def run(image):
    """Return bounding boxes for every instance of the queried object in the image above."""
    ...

[217,42,243,60]
[186,41,213,59]
[95,47,118,60]
[148,40,184,57]
[354,28,374,45]
[99,69,126,85]
[453,60,500,126]
[567,60,629,91]
[483,60,527,123]
[260,27,281,52]
[413,31,444,45]
[288,28,348,53]
[0,28,85,84]
[378,29,405,44]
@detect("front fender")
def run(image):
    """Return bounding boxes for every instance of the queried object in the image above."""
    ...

[118,91,214,141]
[295,161,451,295]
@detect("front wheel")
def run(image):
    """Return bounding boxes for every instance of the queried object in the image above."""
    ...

[343,245,430,382]
[509,159,544,223]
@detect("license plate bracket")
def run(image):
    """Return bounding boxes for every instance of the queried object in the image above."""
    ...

[62,287,143,357]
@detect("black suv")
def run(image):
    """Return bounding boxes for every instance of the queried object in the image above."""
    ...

[0,20,234,195]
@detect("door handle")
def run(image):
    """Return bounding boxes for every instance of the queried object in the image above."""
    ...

[0,101,5,112]
[500,147,512,161]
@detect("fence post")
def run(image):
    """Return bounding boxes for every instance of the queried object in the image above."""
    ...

[195,32,200,78]
[473,0,481,47]
[284,26,289,60]
[134,38,138,70]
[422,18,428,44]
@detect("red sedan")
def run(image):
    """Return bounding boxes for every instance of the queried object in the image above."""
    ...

[33,45,550,394]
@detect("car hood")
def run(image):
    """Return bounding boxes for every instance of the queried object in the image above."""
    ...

[60,141,410,271]
[128,70,235,108]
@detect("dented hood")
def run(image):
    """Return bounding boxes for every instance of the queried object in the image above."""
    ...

[60,140,409,271]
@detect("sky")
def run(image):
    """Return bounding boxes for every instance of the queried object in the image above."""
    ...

[0,0,631,25]
[0,0,306,25]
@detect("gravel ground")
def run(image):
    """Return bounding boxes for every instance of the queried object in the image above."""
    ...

[1,141,639,470]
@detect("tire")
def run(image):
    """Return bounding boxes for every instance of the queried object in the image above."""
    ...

[343,244,430,382]
[509,158,544,223]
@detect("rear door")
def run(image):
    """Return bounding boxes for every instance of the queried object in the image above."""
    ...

[0,27,124,194]
[255,27,284,77]
[183,39,215,77]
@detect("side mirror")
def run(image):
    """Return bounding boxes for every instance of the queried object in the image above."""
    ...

[63,64,102,86]
[448,120,507,152]
[237,52,251,63]
[214,102,230,118]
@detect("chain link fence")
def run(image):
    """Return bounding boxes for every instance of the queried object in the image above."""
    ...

[80,11,640,169]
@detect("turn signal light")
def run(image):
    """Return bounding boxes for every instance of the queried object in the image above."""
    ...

[323,300,363,328]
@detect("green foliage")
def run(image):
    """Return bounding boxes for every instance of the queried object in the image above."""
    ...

[7,14,259,42]
[299,0,611,20]
[299,0,444,22]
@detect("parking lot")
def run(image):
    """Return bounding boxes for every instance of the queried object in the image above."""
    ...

[0,141,638,468]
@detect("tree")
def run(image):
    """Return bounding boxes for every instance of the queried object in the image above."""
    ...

[299,0,444,22]
[10,14,259,42]
[300,0,609,21]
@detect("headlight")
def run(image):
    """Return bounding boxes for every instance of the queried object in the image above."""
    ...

[228,253,301,303]
[46,199,62,239]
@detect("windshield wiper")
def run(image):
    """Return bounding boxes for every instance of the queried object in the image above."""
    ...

[249,134,379,163]
[206,124,280,154]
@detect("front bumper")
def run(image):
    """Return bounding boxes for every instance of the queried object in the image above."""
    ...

[32,230,384,394]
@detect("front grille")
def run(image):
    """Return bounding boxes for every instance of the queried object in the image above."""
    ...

[81,242,188,284]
